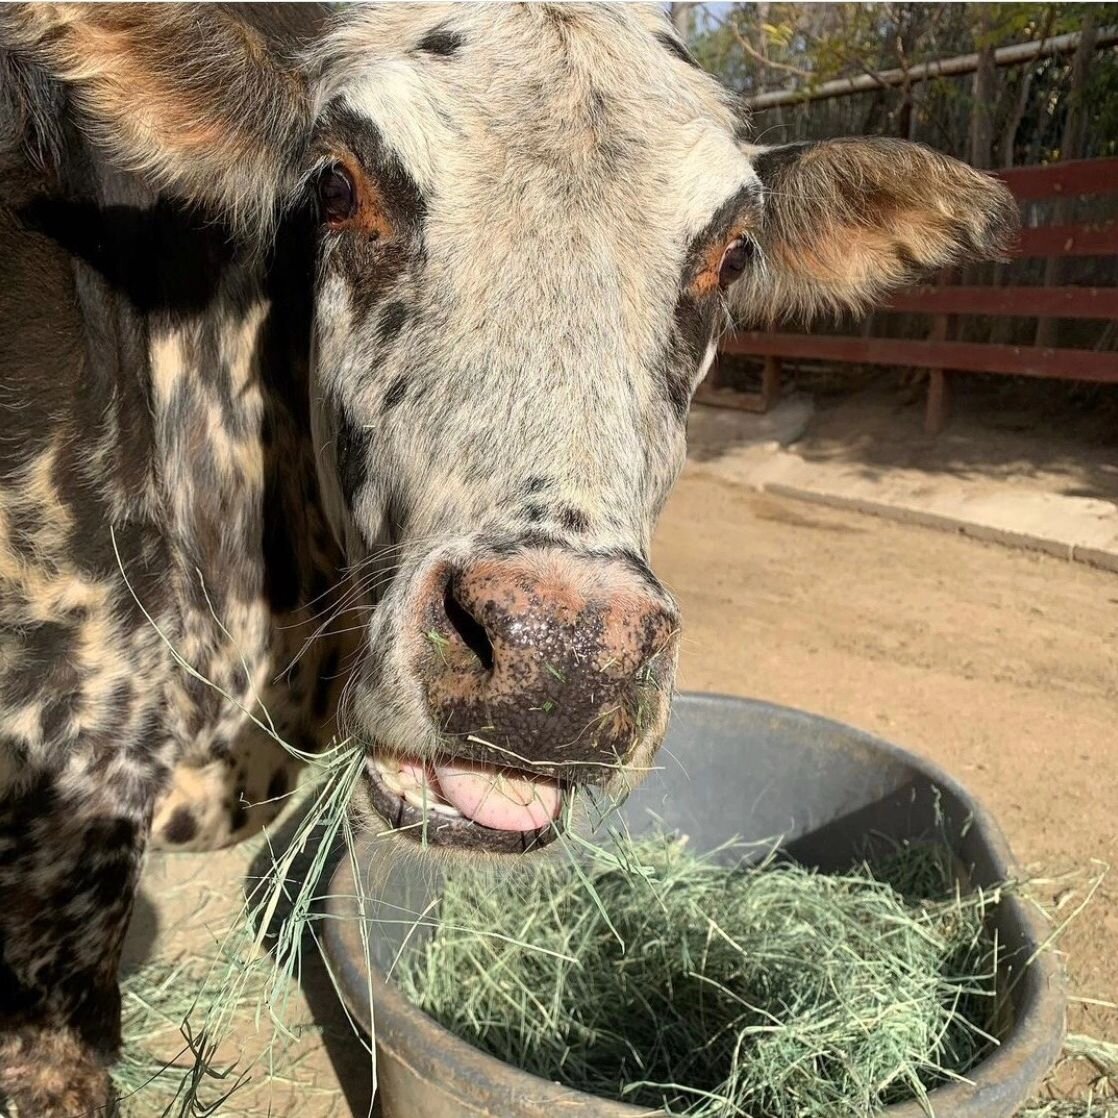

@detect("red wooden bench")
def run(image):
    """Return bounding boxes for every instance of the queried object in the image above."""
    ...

[704,156,1118,433]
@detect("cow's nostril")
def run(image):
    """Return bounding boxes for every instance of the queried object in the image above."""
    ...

[443,580,495,672]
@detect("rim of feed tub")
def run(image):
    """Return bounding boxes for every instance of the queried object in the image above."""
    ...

[323,692,1067,1118]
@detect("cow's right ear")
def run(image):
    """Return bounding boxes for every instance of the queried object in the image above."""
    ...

[731,138,1017,326]
[1,4,312,237]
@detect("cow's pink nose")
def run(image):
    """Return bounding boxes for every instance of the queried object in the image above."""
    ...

[416,550,679,780]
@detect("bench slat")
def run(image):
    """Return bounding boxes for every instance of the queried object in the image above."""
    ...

[885,285,1118,319]
[722,332,1118,383]
[1015,222,1118,257]
[996,158,1118,201]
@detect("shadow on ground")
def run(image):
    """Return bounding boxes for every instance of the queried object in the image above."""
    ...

[245,799,378,1118]
[119,890,161,976]
[689,369,1118,506]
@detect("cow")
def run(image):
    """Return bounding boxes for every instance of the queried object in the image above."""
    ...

[0,3,1015,1112]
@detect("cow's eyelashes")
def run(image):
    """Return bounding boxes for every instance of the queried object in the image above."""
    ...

[318,164,357,226]
[718,236,756,287]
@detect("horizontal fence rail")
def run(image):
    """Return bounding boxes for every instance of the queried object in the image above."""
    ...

[1015,221,1118,258]
[885,285,1118,319]
[722,332,1118,384]
[743,28,1118,110]
[995,157,1118,200]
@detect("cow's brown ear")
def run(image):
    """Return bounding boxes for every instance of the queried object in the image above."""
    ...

[1,3,312,237]
[731,138,1018,326]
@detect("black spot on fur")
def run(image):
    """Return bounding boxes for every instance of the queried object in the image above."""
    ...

[108,680,133,715]
[267,767,289,802]
[417,26,464,56]
[335,406,373,508]
[615,549,662,592]
[83,822,137,914]
[523,476,550,495]
[162,806,198,845]
[383,375,408,410]
[0,620,79,709]
[377,301,409,345]
[39,691,79,743]
[229,801,249,833]
[20,197,235,319]
[657,31,699,68]
[523,503,546,524]
[559,506,590,533]
[27,618,70,656]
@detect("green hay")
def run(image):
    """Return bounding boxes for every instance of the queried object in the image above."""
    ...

[106,725,373,1115]
[1021,1102,1118,1117]
[159,738,371,1116]
[397,833,1003,1118]
[115,958,270,1117]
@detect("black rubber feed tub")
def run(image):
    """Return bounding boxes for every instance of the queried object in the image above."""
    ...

[323,693,1066,1118]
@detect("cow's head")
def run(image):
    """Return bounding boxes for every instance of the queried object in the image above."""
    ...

[8,4,1015,855]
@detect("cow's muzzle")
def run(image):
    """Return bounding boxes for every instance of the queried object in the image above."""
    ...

[363,546,679,853]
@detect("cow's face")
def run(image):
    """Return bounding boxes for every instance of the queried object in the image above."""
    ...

[8,3,1014,856]
[303,7,755,851]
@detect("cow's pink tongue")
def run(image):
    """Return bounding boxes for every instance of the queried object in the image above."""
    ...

[433,761,561,831]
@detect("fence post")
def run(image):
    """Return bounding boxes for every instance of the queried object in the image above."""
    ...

[761,355,782,410]
[924,268,953,435]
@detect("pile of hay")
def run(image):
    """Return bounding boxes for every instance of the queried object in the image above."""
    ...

[397,834,1003,1117]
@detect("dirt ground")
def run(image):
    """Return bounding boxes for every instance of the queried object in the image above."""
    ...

[121,447,1118,1115]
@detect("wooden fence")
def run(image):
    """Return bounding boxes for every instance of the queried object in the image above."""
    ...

[707,156,1118,433]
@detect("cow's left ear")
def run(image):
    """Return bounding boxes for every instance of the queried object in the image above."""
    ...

[1,4,312,237]
[731,138,1018,325]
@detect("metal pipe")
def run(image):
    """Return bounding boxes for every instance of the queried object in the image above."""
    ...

[743,26,1118,111]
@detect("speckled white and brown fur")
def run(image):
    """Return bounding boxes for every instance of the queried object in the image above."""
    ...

[0,3,1015,1112]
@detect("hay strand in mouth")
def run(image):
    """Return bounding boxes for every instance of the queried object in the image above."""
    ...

[111,731,374,1115]
[161,738,370,1116]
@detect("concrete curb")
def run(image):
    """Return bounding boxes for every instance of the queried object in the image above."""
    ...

[760,479,1118,574]
[684,397,1118,576]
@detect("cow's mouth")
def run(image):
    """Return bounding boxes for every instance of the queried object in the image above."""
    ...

[365,753,565,853]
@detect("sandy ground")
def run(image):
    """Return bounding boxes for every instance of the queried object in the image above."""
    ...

[120,445,1118,1115]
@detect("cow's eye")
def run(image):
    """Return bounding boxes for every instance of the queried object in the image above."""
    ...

[718,236,755,287]
[318,165,356,225]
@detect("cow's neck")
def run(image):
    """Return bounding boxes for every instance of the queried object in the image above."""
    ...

[57,177,341,749]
